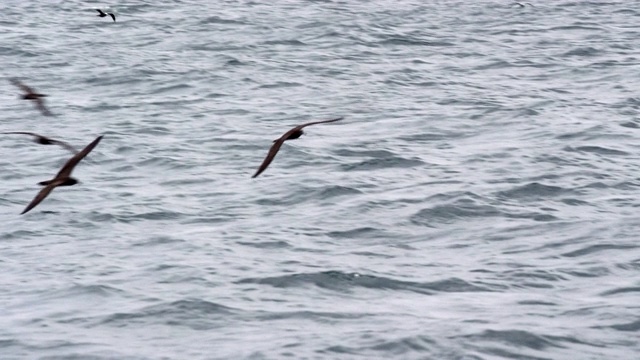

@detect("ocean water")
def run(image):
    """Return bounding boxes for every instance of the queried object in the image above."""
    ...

[1,0,639,359]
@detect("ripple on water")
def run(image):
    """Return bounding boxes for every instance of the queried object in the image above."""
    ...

[98,299,235,330]
[236,270,496,294]
[255,185,362,206]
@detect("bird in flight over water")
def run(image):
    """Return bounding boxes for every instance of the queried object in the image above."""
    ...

[252,117,344,178]
[2,132,78,154]
[96,9,116,22]
[21,135,103,215]
[10,79,53,116]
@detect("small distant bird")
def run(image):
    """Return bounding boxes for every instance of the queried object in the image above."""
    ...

[10,79,52,116]
[21,135,103,215]
[512,2,534,7]
[252,117,344,178]
[2,132,78,154]
[96,9,116,22]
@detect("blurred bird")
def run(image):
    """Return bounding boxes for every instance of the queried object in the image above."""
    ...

[96,9,116,22]
[10,79,52,116]
[21,135,103,215]
[252,117,344,178]
[2,132,78,154]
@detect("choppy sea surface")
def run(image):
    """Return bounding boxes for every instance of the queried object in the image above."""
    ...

[1,0,639,359]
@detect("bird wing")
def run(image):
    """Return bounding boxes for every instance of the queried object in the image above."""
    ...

[296,117,344,130]
[251,117,344,178]
[56,135,103,178]
[252,135,289,178]
[9,78,34,94]
[96,9,105,15]
[1,131,38,137]
[109,13,116,22]
[21,183,57,215]
[50,140,79,154]
[2,132,76,153]
[34,97,53,116]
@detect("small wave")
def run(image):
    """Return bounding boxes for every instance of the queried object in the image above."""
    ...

[562,46,602,57]
[47,284,126,299]
[459,329,579,351]
[411,204,500,226]
[199,16,246,25]
[496,182,572,201]
[255,185,361,206]
[99,299,235,329]
[561,243,637,258]
[341,157,424,171]
[563,146,629,156]
[321,335,436,357]
[236,270,493,294]
[327,227,388,239]
[261,39,307,46]
[377,38,454,47]
[333,149,397,158]
[411,203,557,226]
[237,240,291,249]
[600,286,640,296]
[608,320,640,332]
[257,81,303,89]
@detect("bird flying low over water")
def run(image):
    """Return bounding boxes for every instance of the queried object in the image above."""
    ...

[252,117,344,178]
[513,2,534,7]
[21,135,103,215]
[96,9,116,22]
[10,79,52,116]
[2,132,78,154]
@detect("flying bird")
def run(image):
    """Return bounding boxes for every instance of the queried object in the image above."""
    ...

[21,135,103,215]
[10,79,52,116]
[512,2,534,7]
[252,117,343,178]
[2,132,78,154]
[96,9,116,22]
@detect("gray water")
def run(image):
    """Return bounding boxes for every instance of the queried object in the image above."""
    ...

[1,0,639,359]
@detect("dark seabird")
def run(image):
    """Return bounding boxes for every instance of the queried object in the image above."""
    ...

[2,132,78,154]
[252,117,343,178]
[10,79,52,116]
[512,2,534,7]
[21,135,103,215]
[96,9,116,22]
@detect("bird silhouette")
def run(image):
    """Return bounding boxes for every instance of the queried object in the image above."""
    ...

[10,79,52,116]
[252,117,343,178]
[2,132,78,154]
[96,9,116,22]
[21,135,103,215]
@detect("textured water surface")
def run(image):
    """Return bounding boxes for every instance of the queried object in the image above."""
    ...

[1,0,639,359]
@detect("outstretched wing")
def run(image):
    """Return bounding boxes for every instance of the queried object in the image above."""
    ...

[57,135,103,178]
[50,139,79,154]
[109,13,116,22]
[1,131,38,137]
[9,78,34,94]
[297,117,344,130]
[251,117,343,178]
[21,184,57,215]
[34,97,53,116]
[252,135,290,178]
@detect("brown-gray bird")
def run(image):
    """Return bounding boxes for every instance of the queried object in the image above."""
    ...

[21,135,103,215]
[10,79,52,116]
[2,132,78,154]
[252,117,343,178]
